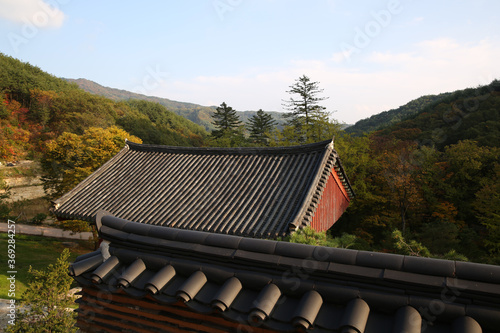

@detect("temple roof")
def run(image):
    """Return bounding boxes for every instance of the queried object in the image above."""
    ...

[53,139,353,238]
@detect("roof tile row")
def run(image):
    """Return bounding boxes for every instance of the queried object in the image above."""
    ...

[69,212,500,332]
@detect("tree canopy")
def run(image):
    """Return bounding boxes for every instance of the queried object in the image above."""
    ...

[41,126,142,200]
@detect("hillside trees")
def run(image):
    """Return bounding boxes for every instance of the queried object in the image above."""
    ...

[333,134,500,263]
[41,126,142,200]
[117,100,206,146]
[0,53,209,162]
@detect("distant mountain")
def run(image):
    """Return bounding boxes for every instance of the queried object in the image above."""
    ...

[66,78,287,131]
[346,93,452,136]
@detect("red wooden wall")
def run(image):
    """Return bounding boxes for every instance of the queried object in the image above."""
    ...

[310,169,351,232]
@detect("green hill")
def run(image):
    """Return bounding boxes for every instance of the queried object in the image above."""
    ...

[346,93,452,136]
[373,80,500,150]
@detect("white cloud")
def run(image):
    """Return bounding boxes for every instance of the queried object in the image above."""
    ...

[0,0,66,28]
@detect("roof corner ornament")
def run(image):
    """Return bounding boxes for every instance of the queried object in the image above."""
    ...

[329,136,335,150]
[99,240,111,261]
[124,138,129,149]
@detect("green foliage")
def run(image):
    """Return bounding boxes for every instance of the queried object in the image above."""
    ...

[6,249,77,333]
[57,219,98,248]
[0,53,77,106]
[247,109,277,146]
[392,229,431,257]
[41,126,142,200]
[0,234,90,300]
[285,227,358,249]
[441,249,469,262]
[31,213,47,225]
[286,227,329,246]
[392,230,468,261]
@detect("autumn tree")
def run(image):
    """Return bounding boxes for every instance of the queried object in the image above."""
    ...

[282,75,330,143]
[379,140,423,234]
[29,88,57,126]
[247,109,277,146]
[41,126,142,200]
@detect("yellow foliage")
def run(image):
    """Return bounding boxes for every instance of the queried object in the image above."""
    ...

[41,126,141,199]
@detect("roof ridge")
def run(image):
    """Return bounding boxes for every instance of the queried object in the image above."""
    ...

[125,139,333,155]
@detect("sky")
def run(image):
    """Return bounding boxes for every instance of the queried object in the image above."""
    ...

[1,0,499,124]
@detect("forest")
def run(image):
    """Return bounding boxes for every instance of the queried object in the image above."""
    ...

[1,53,499,264]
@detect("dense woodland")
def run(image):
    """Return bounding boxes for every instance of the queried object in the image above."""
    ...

[1,53,499,264]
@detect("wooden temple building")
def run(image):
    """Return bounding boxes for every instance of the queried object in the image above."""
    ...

[53,139,354,238]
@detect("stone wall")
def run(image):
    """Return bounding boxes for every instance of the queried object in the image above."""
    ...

[0,161,46,202]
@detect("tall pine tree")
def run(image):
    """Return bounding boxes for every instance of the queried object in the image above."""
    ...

[210,102,245,147]
[282,75,329,143]
[211,102,241,139]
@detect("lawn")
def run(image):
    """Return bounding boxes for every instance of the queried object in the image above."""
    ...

[0,233,93,300]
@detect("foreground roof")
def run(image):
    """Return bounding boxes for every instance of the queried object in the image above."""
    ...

[53,139,353,238]
[70,212,500,333]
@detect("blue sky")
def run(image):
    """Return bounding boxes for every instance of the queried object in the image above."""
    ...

[1,0,499,124]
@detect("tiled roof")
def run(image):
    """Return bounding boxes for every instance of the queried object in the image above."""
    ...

[70,212,500,333]
[53,139,354,238]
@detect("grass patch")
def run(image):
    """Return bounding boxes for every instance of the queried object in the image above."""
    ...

[0,233,93,300]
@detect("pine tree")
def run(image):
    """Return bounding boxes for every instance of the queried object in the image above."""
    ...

[247,109,277,146]
[282,75,329,143]
[7,249,77,333]
[211,102,242,139]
